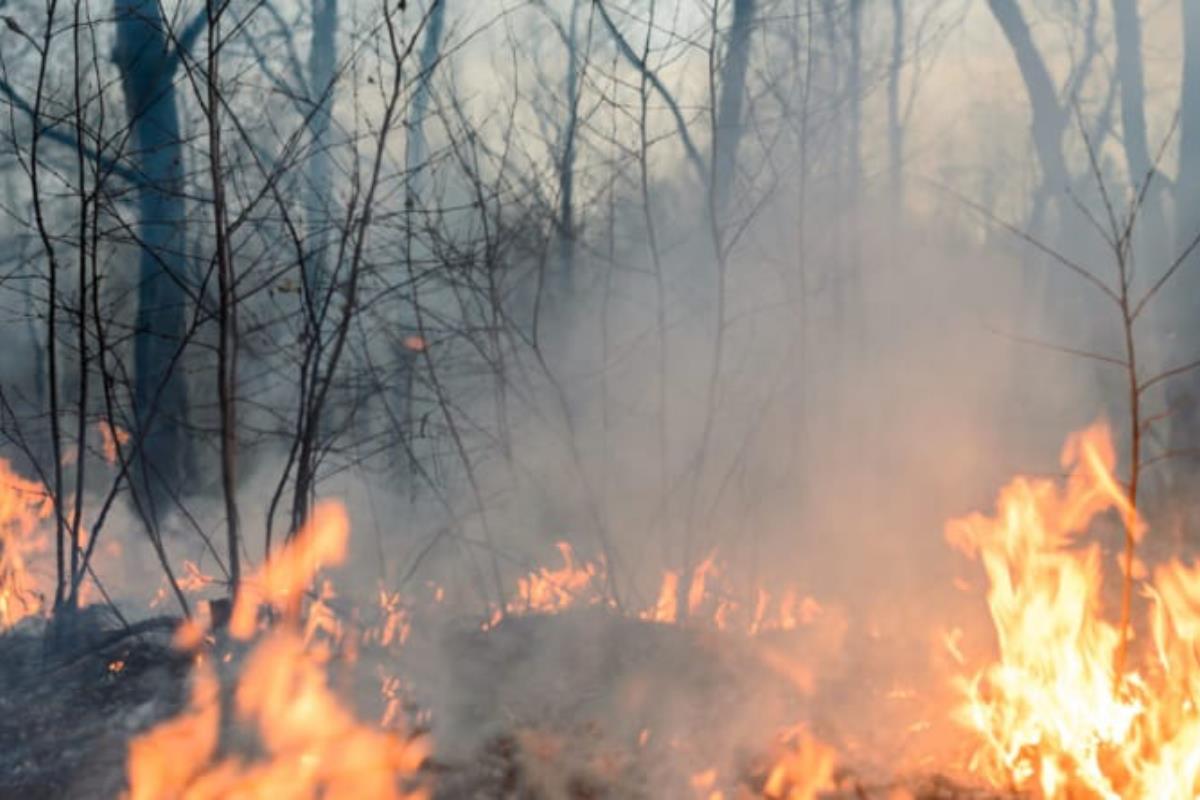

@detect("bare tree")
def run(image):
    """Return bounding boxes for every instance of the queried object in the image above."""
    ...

[986,0,1070,241]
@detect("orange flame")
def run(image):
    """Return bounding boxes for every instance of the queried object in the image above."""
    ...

[648,570,680,623]
[124,657,222,800]
[496,542,832,642]
[688,553,718,616]
[761,728,837,800]
[948,421,1200,797]
[125,499,427,799]
[0,458,53,629]
[230,500,349,639]
[510,541,603,614]
[98,420,130,465]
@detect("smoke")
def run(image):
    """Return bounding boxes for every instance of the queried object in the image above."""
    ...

[2,1,1197,794]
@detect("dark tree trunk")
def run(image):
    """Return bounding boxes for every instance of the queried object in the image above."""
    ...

[306,0,338,296]
[712,0,755,216]
[406,0,445,193]
[113,0,192,515]
[558,0,583,289]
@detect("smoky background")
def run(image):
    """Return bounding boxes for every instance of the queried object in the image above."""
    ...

[0,0,1197,786]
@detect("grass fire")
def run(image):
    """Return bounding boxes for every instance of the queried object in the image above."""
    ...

[4,1,1200,798]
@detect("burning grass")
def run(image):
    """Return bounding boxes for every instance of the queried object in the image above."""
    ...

[4,421,1200,798]
[124,502,429,800]
[945,421,1200,797]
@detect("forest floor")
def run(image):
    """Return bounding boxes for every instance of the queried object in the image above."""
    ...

[0,607,1012,799]
[0,613,188,800]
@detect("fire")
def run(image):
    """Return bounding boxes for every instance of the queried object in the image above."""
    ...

[647,569,680,623]
[98,420,130,465]
[125,660,222,800]
[511,541,604,613]
[229,501,349,638]
[948,420,1200,798]
[761,728,837,800]
[125,518,839,797]
[685,728,836,800]
[0,457,53,629]
[124,500,428,799]
[151,560,219,609]
[494,541,833,641]
[365,586,411,649]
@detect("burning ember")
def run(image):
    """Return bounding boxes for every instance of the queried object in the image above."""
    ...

[947,421,1200,798]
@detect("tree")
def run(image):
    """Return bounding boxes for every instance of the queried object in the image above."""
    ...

[112,0,203,517]
[306,0,340,295]
[712,0,755,216]
[986,0,1070,241]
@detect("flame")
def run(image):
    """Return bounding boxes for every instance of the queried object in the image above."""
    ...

[690,767,722,799]
[948,421,1200,798]
[648,570,680,623]
[98,420,130,465]
[365,586,411,649]
[494,542,832,643]
[125,658,222,800]
[151,560,220,609]
[230,501,349,639]
[688,553,718,616]
[761,728,837,800]
[511,541,603,613]
[125,500,427,799]
[0,458,53,629]
[179,560,216,592]
[687,727,835,800]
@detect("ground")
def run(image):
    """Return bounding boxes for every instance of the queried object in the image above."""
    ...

[0,607,1014,799]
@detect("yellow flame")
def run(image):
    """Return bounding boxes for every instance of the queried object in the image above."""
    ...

[948,421,1200,797]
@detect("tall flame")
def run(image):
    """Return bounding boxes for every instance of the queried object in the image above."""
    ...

[948,421,1200,798]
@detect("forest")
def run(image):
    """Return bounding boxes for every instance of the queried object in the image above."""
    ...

[1,0,1199,797]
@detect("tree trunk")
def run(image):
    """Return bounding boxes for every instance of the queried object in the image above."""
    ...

[406,0,445,195]
[986,0,1069,239]
[1111,0,1168,261]
[712,0,755,216]
[887,0,903,217]
[558,0,583,290]
[306,0,338,297]
[113,0,191,516]
[1164,0,1200,510]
